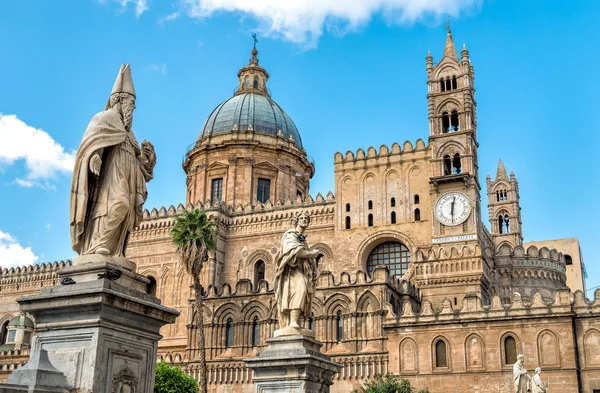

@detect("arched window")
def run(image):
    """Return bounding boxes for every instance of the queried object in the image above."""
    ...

[502,190,508,201]
[414,194,420,205]
[565,255,573,265]
[244,76,250,88]
[443,155,452,175]
[368,214,373,227]
[504,215,510,233]
[391,211,397,224]
[368,200,373,210]
[435,340,448,368]
[252,317,259,347]
[146,276,157,296]
[496,190,500,202]
[226,318,234,348]
[345,216,351,230]
[415,208,421,222]
[336,311,343,342]
[504,336,517,365]
[498,215,505,234]
[254,260,265,287]
[0,321,9,345]
[452,76,457,90]
[440,79,446,92]
[345,203,350,212]
[445,79,451,91]
[390,197,396,207]
[366,241,411,278]
[308,313,315,331]
[450,110,459,131]
[441,112,450,133]
[452,154,462,174]
[253,76,259,89]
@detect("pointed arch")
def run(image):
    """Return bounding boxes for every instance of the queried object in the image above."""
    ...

[357,290,380,312]
[399,337,418,373]
[324,293,351,315]
[465,333,485,369]
[537,329,560,367]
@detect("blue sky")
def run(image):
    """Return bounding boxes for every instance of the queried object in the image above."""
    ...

[0,1,598,293]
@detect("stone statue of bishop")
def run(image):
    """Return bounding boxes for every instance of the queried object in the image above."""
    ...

[70,64,155,258]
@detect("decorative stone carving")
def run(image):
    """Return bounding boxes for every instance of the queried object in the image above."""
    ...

[70,64,155,259]
[112,368,138,393]
[274,212,322,336]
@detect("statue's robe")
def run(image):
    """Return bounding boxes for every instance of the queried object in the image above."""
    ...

[513,361,529,393]
[70,108,150,256]
[531,374,547,393]
[274,230,317,325]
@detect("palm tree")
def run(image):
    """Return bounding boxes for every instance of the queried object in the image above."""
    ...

[171,208,216,393]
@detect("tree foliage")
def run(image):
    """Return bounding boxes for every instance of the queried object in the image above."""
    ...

[154,362,198,393]
[171,209,216,277]
[355,374,429,393]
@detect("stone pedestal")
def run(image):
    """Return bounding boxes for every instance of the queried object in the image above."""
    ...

[244,335,341,393]
[0,256,179,393]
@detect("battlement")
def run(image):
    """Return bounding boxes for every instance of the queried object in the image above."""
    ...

[334,139,428,165]
[0,260,71,278]
[201,266,419,300]
[385,287,599,326]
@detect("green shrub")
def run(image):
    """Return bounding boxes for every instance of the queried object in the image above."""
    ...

[154,362,198,393]
[355,374,429,393]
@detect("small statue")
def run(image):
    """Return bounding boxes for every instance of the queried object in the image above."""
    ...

[70,64,155,258]
[531,367,548,393]
[513,354,530,393]
[274,212,322,334]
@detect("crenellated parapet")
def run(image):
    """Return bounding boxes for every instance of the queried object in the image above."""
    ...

[0,260,71,293]
[130,192,336,242]
[494,244,567,302]
[386,289,577,326]
[334,139,428,165]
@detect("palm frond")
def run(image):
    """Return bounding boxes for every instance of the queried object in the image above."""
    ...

[171,209,216,277]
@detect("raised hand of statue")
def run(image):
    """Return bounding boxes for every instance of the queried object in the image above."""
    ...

[89,154,102,176]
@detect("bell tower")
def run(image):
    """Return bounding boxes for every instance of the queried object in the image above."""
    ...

[486,160,523,247]
[428,26,481,238]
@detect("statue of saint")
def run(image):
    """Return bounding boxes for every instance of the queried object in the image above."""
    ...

[70,64,155,258]
[274,212,322,333]
[513,354,530,393]
[531,367,547,393]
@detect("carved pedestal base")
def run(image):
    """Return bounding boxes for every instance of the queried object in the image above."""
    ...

[244,335,341,393]
[0,259,178,393]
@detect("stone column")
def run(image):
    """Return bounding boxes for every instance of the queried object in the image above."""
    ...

[244,334,341,393]
[0,255,179,393]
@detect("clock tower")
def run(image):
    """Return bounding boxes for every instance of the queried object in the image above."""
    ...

[422,26,492,303]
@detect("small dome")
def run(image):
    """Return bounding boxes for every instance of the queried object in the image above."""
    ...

[8,315,34,328]
[199,92,302,148]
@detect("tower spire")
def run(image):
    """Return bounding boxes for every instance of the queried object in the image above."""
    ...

[496,159,508,180]
[235,35,270,96]
[443,23,458,61]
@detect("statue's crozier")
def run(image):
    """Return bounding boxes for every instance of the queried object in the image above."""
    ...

[70,64,155,261]
[274,212,321,336]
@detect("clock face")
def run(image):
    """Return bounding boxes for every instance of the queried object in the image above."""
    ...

[435,192,471,226]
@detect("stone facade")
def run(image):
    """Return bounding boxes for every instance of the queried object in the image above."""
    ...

[0,28,597,392]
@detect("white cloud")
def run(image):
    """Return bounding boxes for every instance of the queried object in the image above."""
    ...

[100,0,150,18]
[0,230,38,269]
[150,64,168,75]
[178,0,482,47]
[158,11,180,25]
[0,113,75,188]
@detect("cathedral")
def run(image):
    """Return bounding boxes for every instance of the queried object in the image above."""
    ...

[1,28,599,393]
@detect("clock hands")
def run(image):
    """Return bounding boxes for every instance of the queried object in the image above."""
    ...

[450,196,456,223]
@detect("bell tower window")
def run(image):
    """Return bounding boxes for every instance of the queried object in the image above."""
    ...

[452,154,462,174]
[345,203,350,212]
[443,155,452,175]
[368,200,373,210]
[414,194,420,204]
[391,211,396,224]
[368,214,373,227]
[445,79,451,91]
[452,76,457,90]
[390,198,396,207]
[440,79,446,92]
[414,208,421,221]
[451,110,459,131]
[345,216,351,230]
[442,112,450,133]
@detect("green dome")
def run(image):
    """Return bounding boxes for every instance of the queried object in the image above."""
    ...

[8,315,33,328]
[199,92,302,148]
